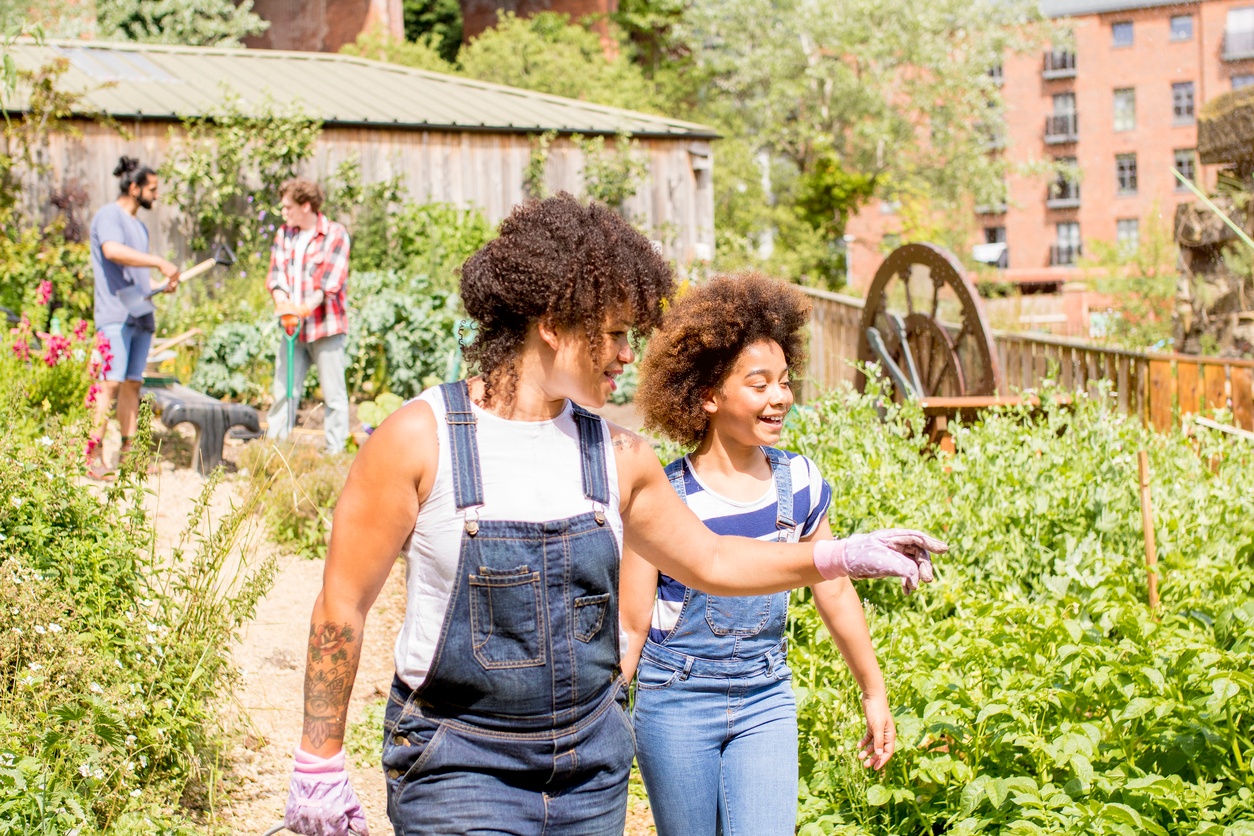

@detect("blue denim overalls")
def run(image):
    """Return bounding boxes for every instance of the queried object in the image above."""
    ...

[633,448,801,836]
[382,381,634,835]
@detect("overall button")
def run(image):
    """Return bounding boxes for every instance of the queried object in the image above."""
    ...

[393,734,409,746]
[387,769,401,779]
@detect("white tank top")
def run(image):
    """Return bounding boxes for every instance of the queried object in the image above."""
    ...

[393,387,625,688]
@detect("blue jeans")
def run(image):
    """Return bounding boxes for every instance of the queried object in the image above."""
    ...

[98,321,153,382]
[383,676,634,835]
[632,646,798,836]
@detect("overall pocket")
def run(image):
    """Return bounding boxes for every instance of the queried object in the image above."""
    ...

[573,592,611,642]
[469,565,547,669]
[705,594,773,637]
[382,697,446,784]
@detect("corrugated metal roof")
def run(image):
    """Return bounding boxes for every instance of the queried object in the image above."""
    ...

[5,40,717,139]
[1040,0,1195,18]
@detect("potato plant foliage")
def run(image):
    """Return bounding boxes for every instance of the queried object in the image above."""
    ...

[778,383,1254,834]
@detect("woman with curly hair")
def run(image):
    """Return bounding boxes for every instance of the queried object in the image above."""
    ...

[282,196,944,836]
[622,273,916,836]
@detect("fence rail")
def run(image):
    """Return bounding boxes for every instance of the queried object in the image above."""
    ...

[800,287,1254,432]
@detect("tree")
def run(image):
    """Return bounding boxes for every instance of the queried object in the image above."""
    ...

[96,0,268,47]
[340,25,454,74]
[403,0,463,64]
[673,0,1045,284]
[458,12,662,113]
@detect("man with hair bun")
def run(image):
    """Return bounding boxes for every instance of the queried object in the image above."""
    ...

[88,155,180,478]
[266,177,351,453]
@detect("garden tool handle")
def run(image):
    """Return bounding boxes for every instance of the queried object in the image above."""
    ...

[145,257,215,297]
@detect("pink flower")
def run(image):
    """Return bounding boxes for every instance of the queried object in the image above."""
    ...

[36,280,53,306]
[10,340,29,362]
[85,382,101,408]
[73,320,89,342]
[90,331,113,378]
[85,434,101,461]
[40,333,71,368]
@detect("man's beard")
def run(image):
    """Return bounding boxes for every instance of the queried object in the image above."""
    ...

[137,196,153,210]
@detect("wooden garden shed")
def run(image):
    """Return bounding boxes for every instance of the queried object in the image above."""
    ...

[5,40,717,263]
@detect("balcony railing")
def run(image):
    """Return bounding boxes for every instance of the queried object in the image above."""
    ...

[1050,243,1082,266]
[1043,51,1077,79]
[1224,30,1254,61]
[1046,181,1081,209]
[975,202,1008,215]
[1045,113,1078,144]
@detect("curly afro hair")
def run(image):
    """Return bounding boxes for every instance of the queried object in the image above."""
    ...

[459,193,675,405]
[637,272,811,448]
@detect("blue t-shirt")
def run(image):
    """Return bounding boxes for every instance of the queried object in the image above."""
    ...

[649,450,833,643]
[90,202,155,331]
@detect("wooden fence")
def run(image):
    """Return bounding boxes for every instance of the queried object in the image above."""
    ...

[800,286,1254,433]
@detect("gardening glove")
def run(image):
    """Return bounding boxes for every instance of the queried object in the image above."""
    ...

[285,747,369,836]
[814,529,946,593]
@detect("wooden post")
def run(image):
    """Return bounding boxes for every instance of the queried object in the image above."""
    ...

[1137,451,1160,610]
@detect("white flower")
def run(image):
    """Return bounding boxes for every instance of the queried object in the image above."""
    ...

[146,622,159,633]
[10,496,21,508]
[125,734,136,746]
[78,764,91,778]
[11,628,20,635]
[20,675,34,686]
[48,623,62,633]
[34,625,45,635]
[38,436,52,447]
[130,789,141,798]
[29,663,41,671]
[89,682,103,694]
[92,768,103,780]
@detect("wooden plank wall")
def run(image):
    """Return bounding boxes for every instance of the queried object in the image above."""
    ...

[800,287,1254,433]
[26,120,716,265]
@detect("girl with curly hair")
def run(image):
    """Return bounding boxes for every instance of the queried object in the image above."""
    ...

[282,197,943,836]
[622,273,917,836]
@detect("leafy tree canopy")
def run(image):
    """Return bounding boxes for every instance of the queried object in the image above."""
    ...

[458,12,662,113]
[96,0,269,47]
[403,0,462,64]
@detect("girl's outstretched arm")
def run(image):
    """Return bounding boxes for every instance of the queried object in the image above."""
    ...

[806,517,897,771]
[618,546,658,682]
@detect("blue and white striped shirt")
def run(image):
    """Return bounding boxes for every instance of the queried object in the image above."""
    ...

[649,450,833,642]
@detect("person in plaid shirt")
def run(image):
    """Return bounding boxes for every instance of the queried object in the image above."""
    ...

[266,177,351,453]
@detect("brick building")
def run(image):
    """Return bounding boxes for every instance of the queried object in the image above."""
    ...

[847,0,1254,292]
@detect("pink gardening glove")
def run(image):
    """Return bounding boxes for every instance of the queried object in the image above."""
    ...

[284,747,369,836]
[814,529,947,593]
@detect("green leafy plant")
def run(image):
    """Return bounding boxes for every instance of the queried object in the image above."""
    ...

[770,382,1254,833]
[0,408,275,833]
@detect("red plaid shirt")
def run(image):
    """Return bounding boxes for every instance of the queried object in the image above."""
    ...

[266,213,350,343]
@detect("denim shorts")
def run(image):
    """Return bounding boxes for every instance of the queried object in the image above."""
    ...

[98,321,152,383]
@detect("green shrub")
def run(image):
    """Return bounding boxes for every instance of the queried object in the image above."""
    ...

[0,315,96,440]
[238,441,353,559]
[775,383,1254,833]
[0,411,275,834]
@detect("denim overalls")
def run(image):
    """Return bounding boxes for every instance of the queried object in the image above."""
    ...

[633,448,801,836]
[382,381,634,835]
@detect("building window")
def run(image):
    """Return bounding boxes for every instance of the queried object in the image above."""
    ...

[1171,15,1194,41]
[1234,74,1254,89]
[1225,8,1254,60]
[1053,222,1081,265]
[985,227,1006,244]
[1117,153,1138,195]
[1113,21,1134,46]
[1174,149,1196,188]
[1173,82,1195,123]
[1048,156,1081,207]
[1114,88,1136,131]
[1117,219,1140,255]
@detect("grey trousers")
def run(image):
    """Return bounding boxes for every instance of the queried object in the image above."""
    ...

[268,332,349,454]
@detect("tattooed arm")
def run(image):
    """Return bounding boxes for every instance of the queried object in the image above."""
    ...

[299,399,439,756]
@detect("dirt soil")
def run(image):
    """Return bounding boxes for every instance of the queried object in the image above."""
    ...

[139,419,655,835]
